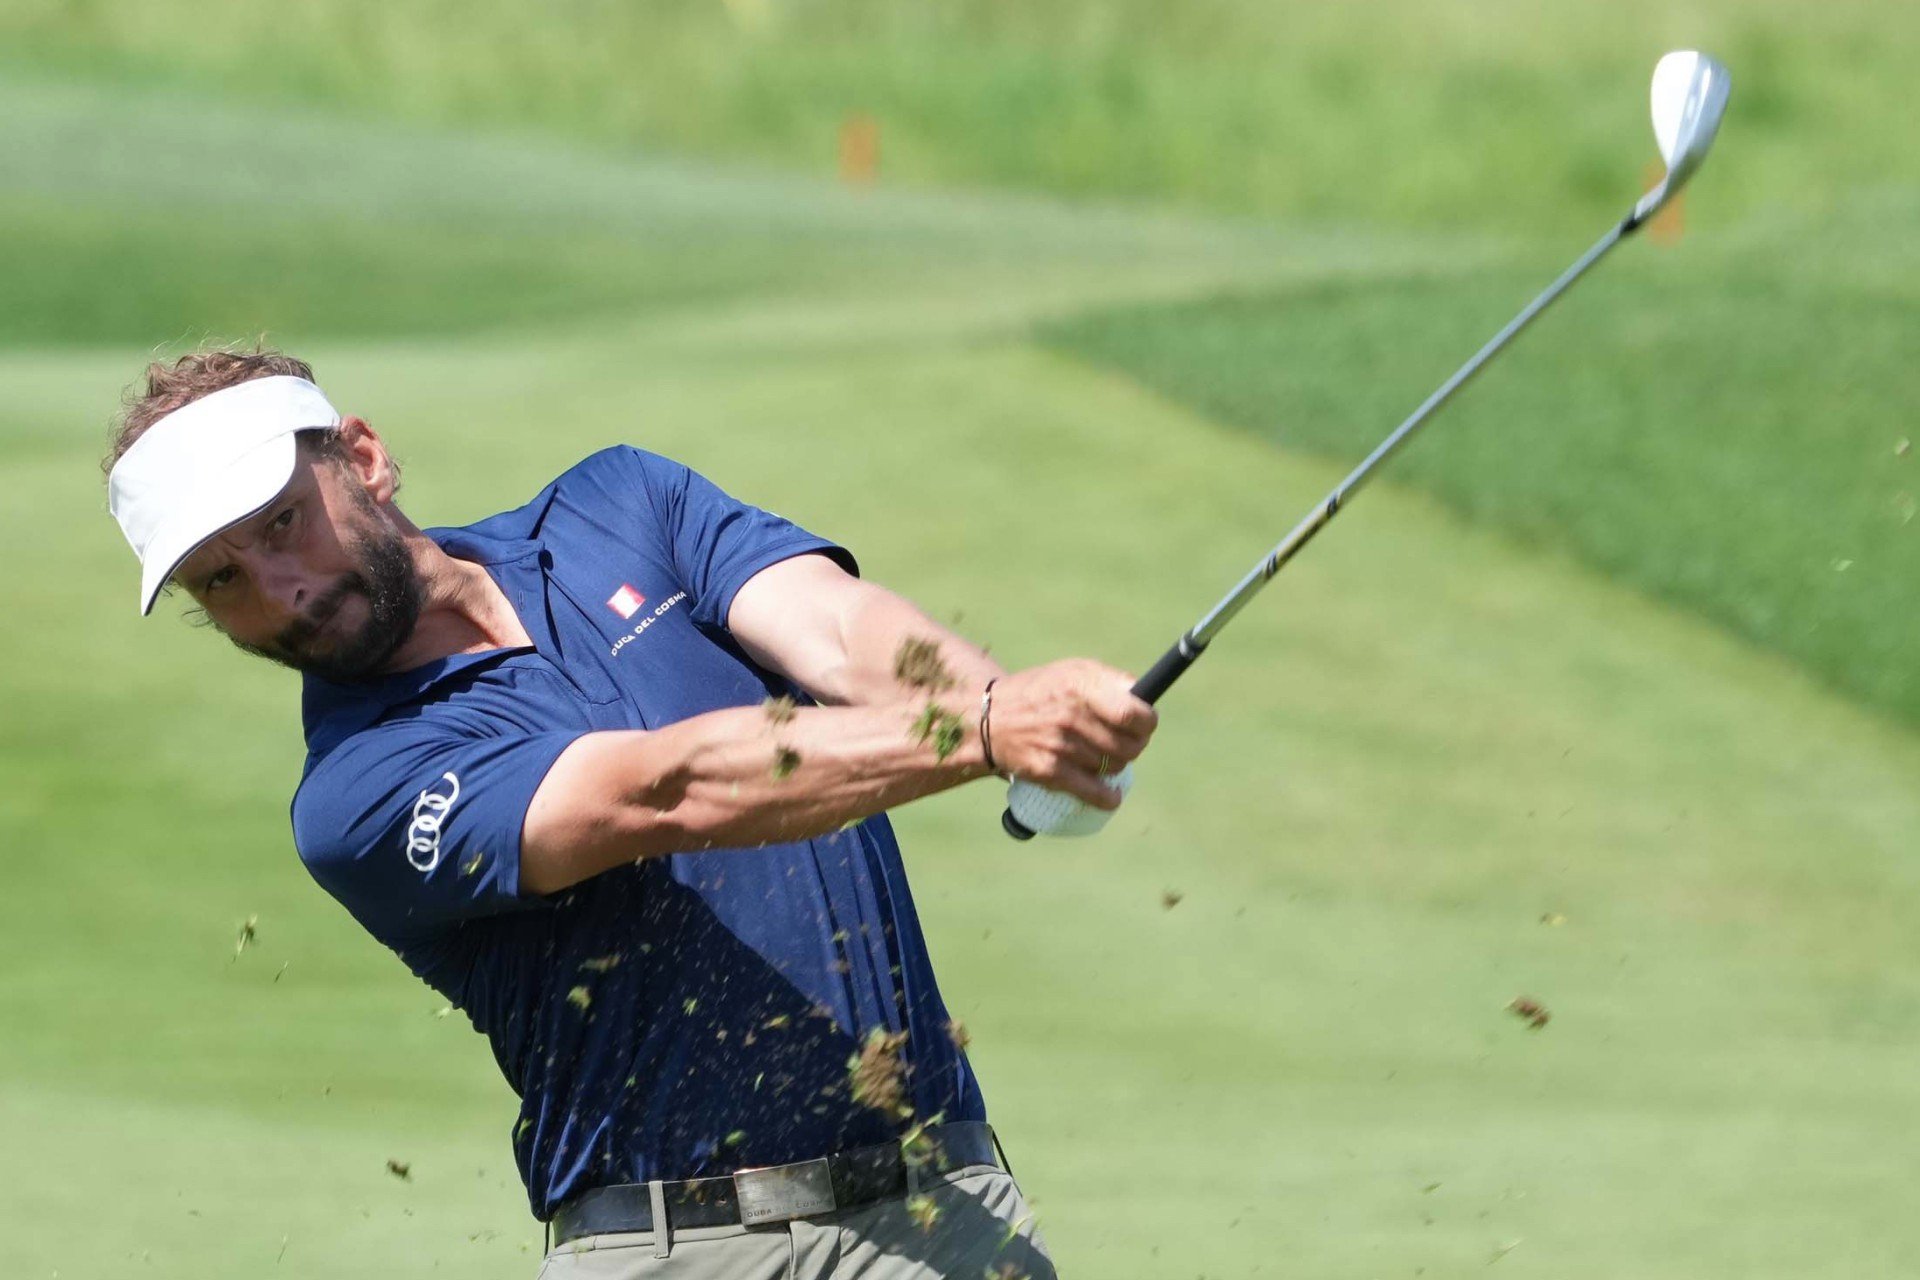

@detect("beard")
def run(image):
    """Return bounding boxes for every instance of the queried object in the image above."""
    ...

[230,515,426,683]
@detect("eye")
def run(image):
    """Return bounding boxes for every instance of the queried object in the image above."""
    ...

[205,565,238,592]
[271,507,296,531]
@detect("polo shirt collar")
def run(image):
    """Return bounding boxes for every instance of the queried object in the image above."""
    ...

[300,524,545,754]
[428,523,542,568]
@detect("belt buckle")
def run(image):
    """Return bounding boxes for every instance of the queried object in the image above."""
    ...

[733,1157,837,1226]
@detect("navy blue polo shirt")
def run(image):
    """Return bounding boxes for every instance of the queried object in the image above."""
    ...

[289,446,985,1220]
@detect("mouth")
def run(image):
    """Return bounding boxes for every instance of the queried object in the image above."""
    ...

[277,582,355,655]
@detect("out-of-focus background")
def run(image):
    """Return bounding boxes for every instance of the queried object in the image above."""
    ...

[3,3,1916,1276]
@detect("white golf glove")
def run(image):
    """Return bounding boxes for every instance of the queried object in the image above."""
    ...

[1004,763,1135,838]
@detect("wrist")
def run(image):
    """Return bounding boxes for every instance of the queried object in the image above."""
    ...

[903,689,995,780]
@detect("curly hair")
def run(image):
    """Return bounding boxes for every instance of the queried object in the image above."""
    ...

[102,342,375,481]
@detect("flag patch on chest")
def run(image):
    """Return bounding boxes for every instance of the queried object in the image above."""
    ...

[607,584,647,619]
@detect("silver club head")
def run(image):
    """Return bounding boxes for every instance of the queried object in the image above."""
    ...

[1634,50,1731,224]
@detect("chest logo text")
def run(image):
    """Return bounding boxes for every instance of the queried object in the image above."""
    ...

[608,590,688,658]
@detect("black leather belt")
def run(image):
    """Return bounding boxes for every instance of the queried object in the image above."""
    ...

[549,1122,1002,1247]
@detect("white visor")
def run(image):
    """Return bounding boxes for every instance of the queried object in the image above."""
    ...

[108,375,343,615]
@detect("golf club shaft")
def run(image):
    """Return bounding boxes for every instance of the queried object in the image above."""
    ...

[1004,208,1649,839]
[1005,47,1727,838]
[1130,211,1642,706]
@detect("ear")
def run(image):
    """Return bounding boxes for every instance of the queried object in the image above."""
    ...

[335,416,400,505]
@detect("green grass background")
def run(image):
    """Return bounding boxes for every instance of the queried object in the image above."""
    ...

[2,0,1914,233]
[1045,226,1920,726]
[2,3,1918,1277]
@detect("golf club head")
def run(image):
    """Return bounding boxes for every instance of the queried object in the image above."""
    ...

[1635,50,1731,223]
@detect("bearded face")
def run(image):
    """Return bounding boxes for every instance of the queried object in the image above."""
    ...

[226,487,425,682]
[178,439,427,683]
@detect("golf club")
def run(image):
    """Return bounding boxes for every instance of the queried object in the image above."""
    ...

[1003,48,1731,840]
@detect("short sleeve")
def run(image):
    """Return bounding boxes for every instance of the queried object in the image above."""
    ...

[621,448,858,630]
[291,720,583,942]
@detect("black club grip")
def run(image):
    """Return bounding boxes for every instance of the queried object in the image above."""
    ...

[1130,636,1202,705]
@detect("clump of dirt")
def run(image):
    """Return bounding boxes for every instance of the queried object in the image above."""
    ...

[910,703,965,761]
[849,1028,913,1119]
[893,637,955,692]
[904,1193,941,1232]
[1160,889,1184,910]
[566,986,593,1012]
[772,746,802,779]
[1507,996,1550,1029]
[944,1018,971,1052]
[763,695,797,725]
[898,1113,945,1170]
[386,1159,411,1181]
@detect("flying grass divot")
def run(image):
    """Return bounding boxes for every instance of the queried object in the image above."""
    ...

[904,1193,942,1232]
[761,695,803,778]
[895,637,966,761]
[848,1027,913,1120]
[1506,996,1551,1030]
[895,1115,957,1233]
[846,1018,956,1234]
[892,638,956,692]
[910,704,965,761]
[233,914,258,959]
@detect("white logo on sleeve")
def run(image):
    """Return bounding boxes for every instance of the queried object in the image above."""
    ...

[405,771,461,872]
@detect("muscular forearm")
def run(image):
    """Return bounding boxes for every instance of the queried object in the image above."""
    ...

[522,698,991,893]
[726,555,1001,711]
[807,581,1004,709]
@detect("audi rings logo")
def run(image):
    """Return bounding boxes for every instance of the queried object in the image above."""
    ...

[405,771,461,872]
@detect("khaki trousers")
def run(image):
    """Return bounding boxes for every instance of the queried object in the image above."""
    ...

[536,1162,1057,1280]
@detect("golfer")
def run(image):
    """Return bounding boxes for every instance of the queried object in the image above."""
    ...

[104,347,1155,1279]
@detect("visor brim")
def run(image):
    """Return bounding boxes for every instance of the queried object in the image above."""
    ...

[137,432,300,615]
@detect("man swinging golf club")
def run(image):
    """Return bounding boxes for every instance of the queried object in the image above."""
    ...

[104,46,1728,1279]
[104,346,1156,1278]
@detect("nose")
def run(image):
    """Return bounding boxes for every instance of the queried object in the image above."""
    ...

[254,555,311,619]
